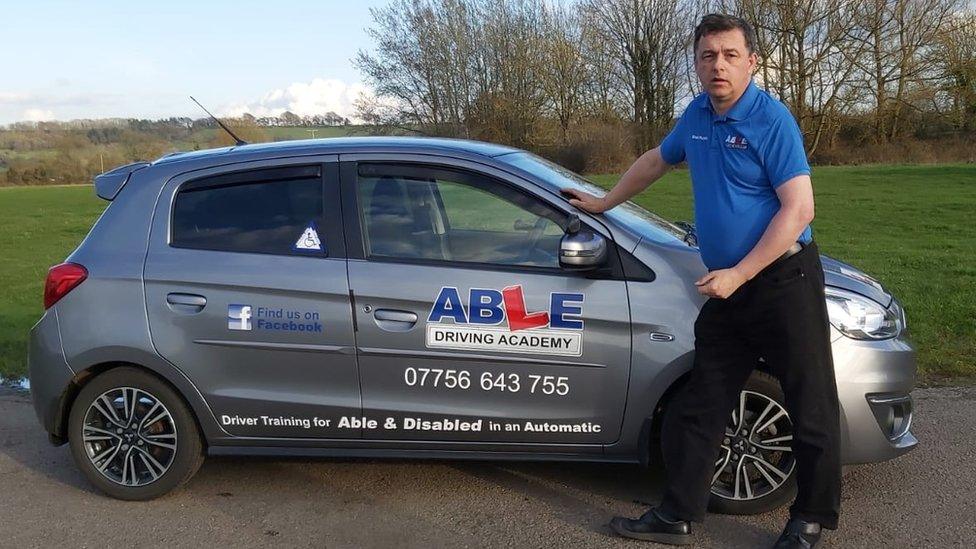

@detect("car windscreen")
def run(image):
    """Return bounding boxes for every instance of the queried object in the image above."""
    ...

[497,151,688,246]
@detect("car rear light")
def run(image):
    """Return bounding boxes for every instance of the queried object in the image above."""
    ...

[44,262,88,309]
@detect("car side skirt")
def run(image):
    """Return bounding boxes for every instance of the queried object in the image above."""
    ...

[208,445,639,464]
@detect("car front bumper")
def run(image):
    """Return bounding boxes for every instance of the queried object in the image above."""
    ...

[832,328,918,464]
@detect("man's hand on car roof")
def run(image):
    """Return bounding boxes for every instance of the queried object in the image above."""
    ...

[562,188,608,214]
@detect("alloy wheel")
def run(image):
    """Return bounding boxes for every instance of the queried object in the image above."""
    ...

[710,390,795,501]
[81,387,178,486]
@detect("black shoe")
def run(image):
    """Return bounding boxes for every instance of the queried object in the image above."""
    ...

[609,508,693,545]
[772,518,822,548]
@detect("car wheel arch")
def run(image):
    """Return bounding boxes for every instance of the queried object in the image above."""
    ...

[53,360,210,449]
[637,357,779,467]
[638,369,692,467]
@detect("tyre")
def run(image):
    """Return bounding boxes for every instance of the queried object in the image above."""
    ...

[67,366,205,500]
[707,371,797,515]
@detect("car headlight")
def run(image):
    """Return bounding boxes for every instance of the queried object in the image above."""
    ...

[825,287,901,340]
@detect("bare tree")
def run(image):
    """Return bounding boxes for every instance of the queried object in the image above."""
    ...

[847,0,964,141]
[357,0,552,146]
[538,5,588,143]
[581,0,696,154]
[936,10,976,131]
[714,0,866,155]
[579,12,631,121]
[355,0,470,135]
[467,0,550,147]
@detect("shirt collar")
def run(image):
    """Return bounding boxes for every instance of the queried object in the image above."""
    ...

[702,80,759,122]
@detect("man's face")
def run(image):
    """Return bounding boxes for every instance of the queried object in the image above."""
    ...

[694,29,757,104]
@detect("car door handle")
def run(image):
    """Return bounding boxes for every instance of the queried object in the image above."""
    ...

[373,309,418,332]
[166,293,207,313]
[374,309,418,323]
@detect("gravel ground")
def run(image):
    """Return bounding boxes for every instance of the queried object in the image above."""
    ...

[0,386,973,548]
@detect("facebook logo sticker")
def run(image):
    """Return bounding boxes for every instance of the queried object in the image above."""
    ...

[228,304,252,331]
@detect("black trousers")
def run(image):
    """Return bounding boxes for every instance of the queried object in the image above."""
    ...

[658,241,842,530]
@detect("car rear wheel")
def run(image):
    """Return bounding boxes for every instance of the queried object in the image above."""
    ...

[67,366,204,500]
[707,371,797,515]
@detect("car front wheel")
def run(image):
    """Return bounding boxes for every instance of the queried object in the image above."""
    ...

[67,366,204,500]
[707,371,797,515]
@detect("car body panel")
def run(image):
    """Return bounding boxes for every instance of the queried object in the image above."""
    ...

[347,259,632,444]
[831,333,917,463]
[821,255,892,307]
[27,309,74,435]
[605,241,707,456]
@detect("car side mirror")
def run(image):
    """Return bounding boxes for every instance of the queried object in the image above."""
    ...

[559,215,607,270]
[675,220,697,246]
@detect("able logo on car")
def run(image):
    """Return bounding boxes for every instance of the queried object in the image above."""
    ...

[425,285,585,357]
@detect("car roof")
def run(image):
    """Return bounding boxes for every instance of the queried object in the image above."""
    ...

[151,136,522,167]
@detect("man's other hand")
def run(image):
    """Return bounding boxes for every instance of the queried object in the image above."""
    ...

[695,268,747,299]
[562,188,609,214]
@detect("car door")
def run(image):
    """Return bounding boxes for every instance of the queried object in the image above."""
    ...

[144,159,363,439]
[341,156,632,445]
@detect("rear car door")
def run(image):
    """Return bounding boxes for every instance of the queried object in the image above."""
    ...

[144,159,362,439]
[341,156,632,445]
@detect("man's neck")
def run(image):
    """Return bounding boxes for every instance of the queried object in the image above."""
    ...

[709,81,751,116]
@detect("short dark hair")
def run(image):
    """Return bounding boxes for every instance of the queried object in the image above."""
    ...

[693,13,758,55]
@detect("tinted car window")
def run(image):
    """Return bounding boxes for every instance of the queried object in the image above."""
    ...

[172,165,326,256]
[357,163,566,267]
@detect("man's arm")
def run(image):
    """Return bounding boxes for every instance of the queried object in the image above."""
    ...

[695,174,815,298]
[563,147,673,213]
[734,174,815,279]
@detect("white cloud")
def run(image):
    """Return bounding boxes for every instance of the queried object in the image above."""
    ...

[219,78,373,121]
[21,108,55,121]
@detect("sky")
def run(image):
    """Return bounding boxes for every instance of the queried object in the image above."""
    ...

[0,0,391,125]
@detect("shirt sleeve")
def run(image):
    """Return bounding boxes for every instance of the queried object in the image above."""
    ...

[763,111,811,188]
[659,108,688,165]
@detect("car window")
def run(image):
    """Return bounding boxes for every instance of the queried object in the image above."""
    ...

[357,163,566,268]
[498,151,688,246]
[172,165,327,256]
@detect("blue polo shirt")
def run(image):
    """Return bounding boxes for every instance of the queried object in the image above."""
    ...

[660,80,812,270]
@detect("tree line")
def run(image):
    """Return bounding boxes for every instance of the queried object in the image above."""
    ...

[355,0,976,171]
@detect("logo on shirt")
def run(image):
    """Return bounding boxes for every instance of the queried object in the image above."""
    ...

[725,135,749,149]
[691,134,709,141]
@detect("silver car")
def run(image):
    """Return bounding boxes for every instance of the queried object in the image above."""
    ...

[29,137,916,510]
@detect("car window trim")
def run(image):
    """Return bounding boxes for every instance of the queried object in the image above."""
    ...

[349,255,599,278]
[178,164,321,193]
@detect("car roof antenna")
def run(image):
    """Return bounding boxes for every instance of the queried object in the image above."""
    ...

[189,96,247,146]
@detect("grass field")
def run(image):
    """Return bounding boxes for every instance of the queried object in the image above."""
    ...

[0,164,973,385]
[0,185,105,379]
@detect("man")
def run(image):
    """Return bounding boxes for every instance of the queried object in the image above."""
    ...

[562,13,841,549]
